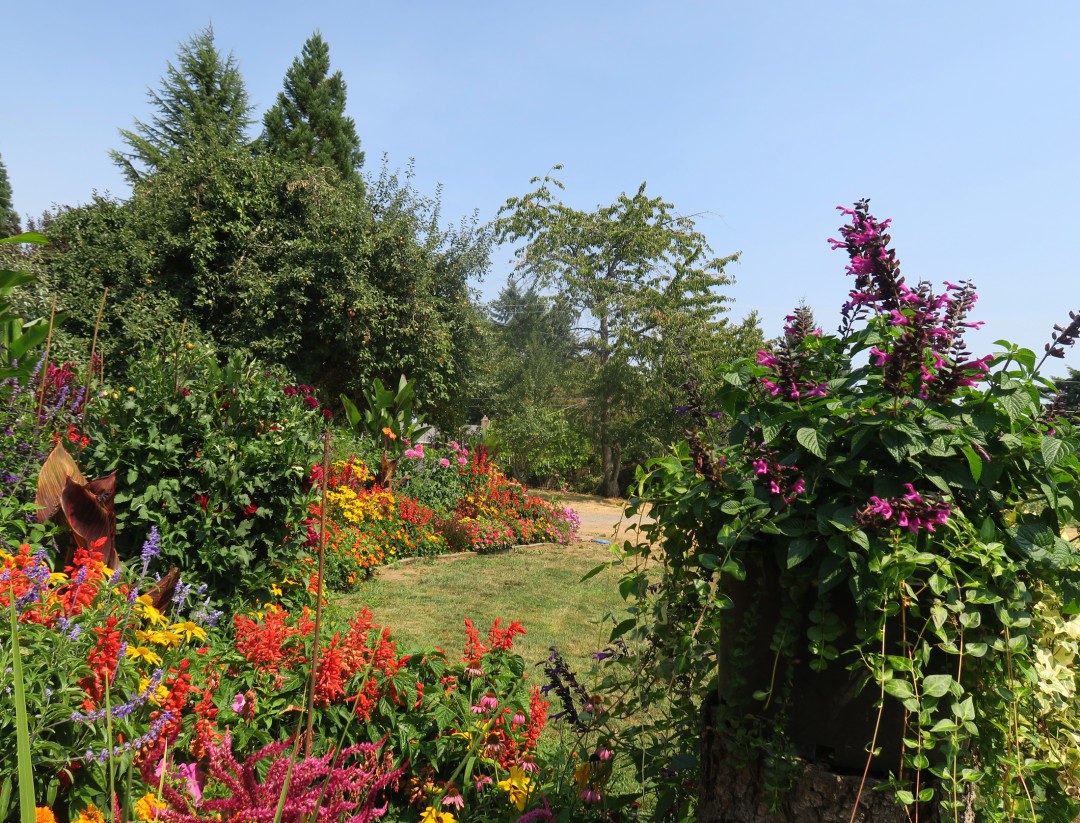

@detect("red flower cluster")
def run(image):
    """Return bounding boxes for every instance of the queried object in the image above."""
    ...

[79,616,124,708]
[233,606,315,677]
[332,609,407,718]
[487,618,526,652]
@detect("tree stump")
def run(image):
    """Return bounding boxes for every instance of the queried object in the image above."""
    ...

[699,706,941,823]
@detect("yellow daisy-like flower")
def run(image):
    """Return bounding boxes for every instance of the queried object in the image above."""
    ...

[137,628,182,649]
[497,766,533,811]
[171,621,208,642]
[135,596,169,627]
[419,807,456,823]
[35,808,57,823]
[126,645,163,666]
[133,793,165,822]
[74,805,104,823]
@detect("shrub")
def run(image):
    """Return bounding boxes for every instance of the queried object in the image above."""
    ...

[81,341,326,604]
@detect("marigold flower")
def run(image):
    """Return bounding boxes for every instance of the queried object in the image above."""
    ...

[35,808,57,823]
[133,792,164,822]
[74,805,104,823]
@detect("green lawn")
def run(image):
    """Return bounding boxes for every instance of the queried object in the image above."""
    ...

[331,540,630,678]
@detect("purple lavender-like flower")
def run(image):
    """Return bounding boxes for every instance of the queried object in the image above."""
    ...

[85,709,174,763]
[139,526,162,579]
[72,669,164,724]
[14,548,52,614]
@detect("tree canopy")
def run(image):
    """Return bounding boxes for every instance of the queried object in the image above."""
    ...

[261,32,363,181]
[38,148,490,428]
[111,26,253,183]
[495,171,761,495]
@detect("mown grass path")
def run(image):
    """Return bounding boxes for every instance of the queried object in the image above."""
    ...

[334,538,629,678]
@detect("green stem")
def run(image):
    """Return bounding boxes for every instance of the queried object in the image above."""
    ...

[8,597,36,823]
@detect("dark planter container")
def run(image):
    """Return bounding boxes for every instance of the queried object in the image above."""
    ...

[717,554,904,776]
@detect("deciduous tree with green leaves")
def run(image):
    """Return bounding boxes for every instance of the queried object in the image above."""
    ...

[484,282,592,485]
[260,31,364,182]
[110,26,253,182]
[495,170,751,496]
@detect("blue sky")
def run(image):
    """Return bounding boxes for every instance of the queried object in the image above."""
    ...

[3,2,1078,374]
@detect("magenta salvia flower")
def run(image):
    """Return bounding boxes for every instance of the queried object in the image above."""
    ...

[856,486,951,534]
[832,201,991,401]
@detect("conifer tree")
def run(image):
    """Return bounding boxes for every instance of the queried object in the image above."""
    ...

[111,26,253,182]
[261,32,363,181]
[0,153,19,235]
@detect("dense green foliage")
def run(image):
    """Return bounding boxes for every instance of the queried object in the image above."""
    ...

[110,26,253,183]
[34,153,490,428]
[484,283,592,486]
[260,32,363,182]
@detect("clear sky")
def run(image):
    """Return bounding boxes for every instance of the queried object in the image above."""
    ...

[3,2,1078,374]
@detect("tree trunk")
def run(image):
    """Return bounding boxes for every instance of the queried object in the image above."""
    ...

[598,308,621,498]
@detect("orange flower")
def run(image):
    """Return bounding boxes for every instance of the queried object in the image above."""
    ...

[36,808,57,823]
[381,427,397,440]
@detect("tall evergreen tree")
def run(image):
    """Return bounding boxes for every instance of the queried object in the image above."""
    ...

[0,153,19,235]
[261,32,363,181]
[111,26,253,183]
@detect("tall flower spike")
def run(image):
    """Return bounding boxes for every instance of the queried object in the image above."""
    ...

[1037,309,1080,373]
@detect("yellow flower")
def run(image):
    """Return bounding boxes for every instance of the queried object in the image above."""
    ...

[133,793,165,822]
[419,808,456,823]
[137,628,182,649]
[269,583,283,597]
[35,808,57,823]
[170,621,208,642]
[135,596,169,627]
[126,646,163,666]
[497,766,533,811]
[74,805,104,823]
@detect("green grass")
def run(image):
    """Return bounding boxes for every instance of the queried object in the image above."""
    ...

[331,540,629,677]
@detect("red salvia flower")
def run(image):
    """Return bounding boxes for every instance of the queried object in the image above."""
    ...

[487,618,527,652]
